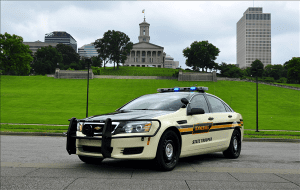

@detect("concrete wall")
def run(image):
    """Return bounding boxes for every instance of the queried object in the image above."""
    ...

[54,69,93,79]
[178,71,217,82]
[94,75,176,80]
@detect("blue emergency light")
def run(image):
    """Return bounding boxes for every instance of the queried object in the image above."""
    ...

[174,87,180,92]
[157,86,209,93]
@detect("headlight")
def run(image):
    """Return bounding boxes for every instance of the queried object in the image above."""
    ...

[119,121,152,134]
[77,122,83,132]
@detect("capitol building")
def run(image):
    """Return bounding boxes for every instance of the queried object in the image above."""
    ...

[124,18,179,69]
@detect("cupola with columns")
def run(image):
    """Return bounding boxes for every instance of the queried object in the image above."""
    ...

[138,18,150,43]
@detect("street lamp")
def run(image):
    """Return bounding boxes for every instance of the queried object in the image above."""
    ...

[86,58,90,118]
[254,68,262,133]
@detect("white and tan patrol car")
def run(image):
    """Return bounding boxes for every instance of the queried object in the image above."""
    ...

[66,87,244,171]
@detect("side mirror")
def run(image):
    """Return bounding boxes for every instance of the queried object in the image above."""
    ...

[181,98,189,108]
[181,98,189,105]
[188,108,205,115]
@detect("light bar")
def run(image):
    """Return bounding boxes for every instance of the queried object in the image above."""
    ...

[157,87,208,93]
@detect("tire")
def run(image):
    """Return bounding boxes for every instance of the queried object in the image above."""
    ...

[155,130,180,171]
[223,129,241,159]
[78,155,104,164]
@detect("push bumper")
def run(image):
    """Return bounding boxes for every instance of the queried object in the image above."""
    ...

[66,118,161,159]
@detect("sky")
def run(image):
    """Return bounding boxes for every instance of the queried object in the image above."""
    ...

[1,1,299,69]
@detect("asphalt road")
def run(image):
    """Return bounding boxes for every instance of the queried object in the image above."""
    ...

[1,136,299,190]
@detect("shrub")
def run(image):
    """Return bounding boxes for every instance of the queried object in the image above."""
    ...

[263,77,275,83]
[276,77,287,83]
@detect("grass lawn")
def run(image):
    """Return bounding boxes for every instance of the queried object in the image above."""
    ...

[92,66,179,76]
[1,75,299,131]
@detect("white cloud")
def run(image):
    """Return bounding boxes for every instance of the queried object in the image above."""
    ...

[1,1,299,68]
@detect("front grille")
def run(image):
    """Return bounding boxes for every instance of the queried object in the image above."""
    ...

[82,123,118,136]
[122,147,144,155]
[82,146,102,153]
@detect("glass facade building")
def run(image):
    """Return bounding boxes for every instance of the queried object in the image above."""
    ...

[45,31,77,52]
[78,43,98,58]
[237,7,271,68]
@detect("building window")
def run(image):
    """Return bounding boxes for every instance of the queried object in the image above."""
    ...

[142,58,145,62]
[137,65,140,67]
[142,65,145,67]
[158,65,161,68]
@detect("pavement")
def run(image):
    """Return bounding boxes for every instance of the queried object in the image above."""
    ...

[0,131,299,143]
[1,136,299,190]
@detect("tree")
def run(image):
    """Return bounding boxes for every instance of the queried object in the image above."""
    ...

[55,43,80,70]
[32,46,63,75]
[183,41,220,72]
[91,56,102,67]
[264,64,286,80]
[0,32,33,75]
[250,59,264,78]
[285,57,300,84]
[94,30,133,69]
[218,62,243,78]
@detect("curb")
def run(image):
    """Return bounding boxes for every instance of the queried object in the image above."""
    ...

[0,132,66,137]
[0,132,299,143]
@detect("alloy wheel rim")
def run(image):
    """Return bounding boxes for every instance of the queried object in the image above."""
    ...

[165,143,173,160]
[233,138,238,151]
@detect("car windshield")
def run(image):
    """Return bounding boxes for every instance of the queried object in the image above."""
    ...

[120,93,189,111]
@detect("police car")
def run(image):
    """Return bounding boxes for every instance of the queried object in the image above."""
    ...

[66,87,243,171]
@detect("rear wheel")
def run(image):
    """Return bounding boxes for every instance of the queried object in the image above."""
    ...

[155,130,180,171]
[78,155,104,164]
[223,129,241,158]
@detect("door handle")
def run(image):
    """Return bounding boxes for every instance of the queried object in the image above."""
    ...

[228,115,232,118]
[208,117,214,121]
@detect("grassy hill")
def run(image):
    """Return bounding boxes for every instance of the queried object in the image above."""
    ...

[1,75,299,131]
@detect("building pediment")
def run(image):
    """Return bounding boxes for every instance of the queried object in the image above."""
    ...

[133,42,164,49]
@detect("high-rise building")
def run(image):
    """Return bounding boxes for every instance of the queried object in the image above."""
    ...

[45,31,77,52]
[78,43,98,58]
[237,7,271,68]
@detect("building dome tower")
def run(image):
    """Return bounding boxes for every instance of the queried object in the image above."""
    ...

[138,18,150,43]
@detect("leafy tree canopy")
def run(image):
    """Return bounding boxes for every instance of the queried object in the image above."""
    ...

[94,30,133,69]
[32,46,63,75]
[218,62,243,78]
[285,57,300,84]
[91,56,102,67]
[250,59,264,77]
[183,41,220,72]
[0,32,33,75]
[264,64,287,80]
[55,43,80,70]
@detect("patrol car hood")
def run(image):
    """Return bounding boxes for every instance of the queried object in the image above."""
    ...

[85,110,175,121]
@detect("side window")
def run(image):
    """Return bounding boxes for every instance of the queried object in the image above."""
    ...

[207,95,227,113]
[189,95,209,113]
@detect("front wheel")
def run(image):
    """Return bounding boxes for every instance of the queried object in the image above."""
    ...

[223,129,241,159]
[78,155,104,164]
[155,130,180,171]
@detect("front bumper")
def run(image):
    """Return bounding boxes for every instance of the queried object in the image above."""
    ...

[66,118,161,160]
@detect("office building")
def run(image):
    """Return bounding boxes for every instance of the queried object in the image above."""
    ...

[164,54,179,69]
[45,31,77,52]
[78,43,98,58]
[237,7,271,68]
[23,40,58,54]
